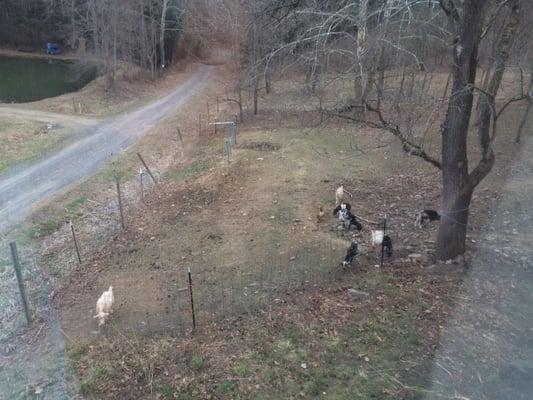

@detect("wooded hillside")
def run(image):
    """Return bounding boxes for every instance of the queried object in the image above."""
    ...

[1,0,184,81]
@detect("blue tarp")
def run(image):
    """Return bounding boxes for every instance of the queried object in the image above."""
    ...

[46,43,61,55]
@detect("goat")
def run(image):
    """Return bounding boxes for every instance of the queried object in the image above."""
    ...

[333,203,362,231]
[335,185,344,205]
[342,239,358,267]
[94,286,114,326]
[382,235,393,257]
[317,206,325,223]
[371,230,393,257]
[416,209,440,228]
[371,229,384,247]
[333,202,351,215]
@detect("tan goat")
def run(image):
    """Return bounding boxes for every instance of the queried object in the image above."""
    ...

[94,286,114,326]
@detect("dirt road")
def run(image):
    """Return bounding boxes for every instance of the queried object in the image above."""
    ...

[0,65,209,232]
[0,106,99,128]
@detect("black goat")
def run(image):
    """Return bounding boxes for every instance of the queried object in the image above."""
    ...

[382,235,393,257]
[342,240,358,267]
[416,209,440,228]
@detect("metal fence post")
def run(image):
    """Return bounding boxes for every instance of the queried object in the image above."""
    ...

[139,168,144,199]
[225,139,232,162]
[115,175,126,230]
[230,122,237,145]
[9,242,32,325]
[68,220,82,265]
[380,218,387,268]
[187,267,196,333]
[198,114,202,136]
[136,152,158,185]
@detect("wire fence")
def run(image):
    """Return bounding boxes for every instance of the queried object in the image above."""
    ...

[0,91,345,342]
[0,84,402,341]
[0,232,355,340]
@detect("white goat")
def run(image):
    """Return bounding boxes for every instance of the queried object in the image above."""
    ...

[94,286,114,326]
[335,185,344,205]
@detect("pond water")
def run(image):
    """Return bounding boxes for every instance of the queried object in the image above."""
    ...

[0,56,97,103]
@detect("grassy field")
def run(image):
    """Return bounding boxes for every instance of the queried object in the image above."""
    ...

[1,64,531,399]
[17,63,200,117]
[0,118,72,173]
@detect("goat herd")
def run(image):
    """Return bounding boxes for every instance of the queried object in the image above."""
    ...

[326,185,441,268]
[92,185,440,328]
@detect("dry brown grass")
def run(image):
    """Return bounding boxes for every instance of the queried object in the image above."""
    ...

[2,62,532,399]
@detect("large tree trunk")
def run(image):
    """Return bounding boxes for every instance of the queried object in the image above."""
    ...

[436,0,489,260]
[437,0,520,260]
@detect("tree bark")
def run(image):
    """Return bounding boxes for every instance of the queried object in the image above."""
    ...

[265,68,272,94]
[515,100,532,143]
[437,0,520,260]
[440,70,452,107]
[237,79,244,122]
[436,0,489,260]
[516,65,533,142]
[159,0,169,68]
[253,75,259,115]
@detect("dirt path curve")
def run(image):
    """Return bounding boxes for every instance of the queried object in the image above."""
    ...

[0,106,99,128]
[0,65,209,232]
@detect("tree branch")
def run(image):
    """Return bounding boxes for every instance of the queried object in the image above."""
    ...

[323,100,441,170]
[467,0,521,192]
[364,102,442,169]
[495,94,528,119]
[481,0,512,40]
[438,0,461,24]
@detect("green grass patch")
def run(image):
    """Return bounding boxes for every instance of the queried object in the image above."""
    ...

[28,216,63,239]
[65,195,88,217]
[0,120,72,173]
[281,322,304,345]
[244,299,430,399]
[216,380,237,394]
[79,365,107,395]
[166,159,213,183]
[156,383,176,399]
[189,355,205,370]
[233,361,250,377]
[66,343,89,364]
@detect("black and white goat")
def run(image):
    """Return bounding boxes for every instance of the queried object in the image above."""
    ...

[342,239,358,267]
[333,203,363,231]
[415,209,441,228]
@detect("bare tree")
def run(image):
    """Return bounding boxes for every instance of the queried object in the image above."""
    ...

[241,0,527,260]
[436,0,521,259]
